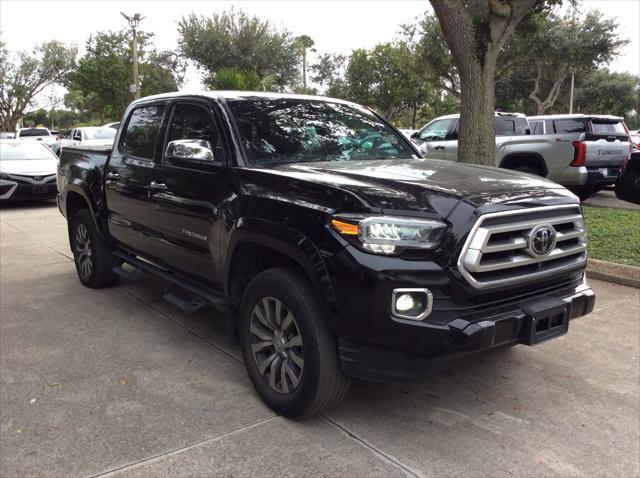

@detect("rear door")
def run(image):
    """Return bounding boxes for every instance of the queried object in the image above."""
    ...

[149,100,230,288]
[104,103,167,254]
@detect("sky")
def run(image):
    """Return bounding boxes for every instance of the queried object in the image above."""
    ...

[1,0,639,98]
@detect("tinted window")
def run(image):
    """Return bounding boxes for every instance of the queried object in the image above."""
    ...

[554,119,587,134]
[0,142,55,160]
[419,119,454,141]
[227,99,415,165]
[530,121,544,135]
[591,121,626,134]
[18,128,50,137]
[122,105,165,160]
[168,104,217,146]
[495,116,529,136]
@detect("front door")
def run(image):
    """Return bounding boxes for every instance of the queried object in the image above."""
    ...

[105,103,167,255]
[149,100,230,288]
[417,118,456,160]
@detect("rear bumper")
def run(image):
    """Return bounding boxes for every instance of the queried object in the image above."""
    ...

[585,166,620,188]
[339,281,595,382]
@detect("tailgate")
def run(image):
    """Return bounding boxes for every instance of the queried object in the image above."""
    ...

[583,134,629,166]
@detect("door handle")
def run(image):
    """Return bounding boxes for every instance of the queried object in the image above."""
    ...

[150,181,168,191]
[433,145,445,150]
[106,171,120,180]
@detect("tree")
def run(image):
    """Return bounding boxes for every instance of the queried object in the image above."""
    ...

[209,68,276,91]
[310,53,348,98]
[0,40,77,132]
[501,9,626,114]
[428,0,539,166]
[177,8,298,90]
[572,70,639,120]
[292,35,315,92]
[65,30,183,123]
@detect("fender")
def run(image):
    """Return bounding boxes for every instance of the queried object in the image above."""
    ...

[499,152,549,176]
[64,180,112,242]
[224,217,341,326]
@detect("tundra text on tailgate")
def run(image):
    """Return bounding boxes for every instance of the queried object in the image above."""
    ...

[56,92,595,417]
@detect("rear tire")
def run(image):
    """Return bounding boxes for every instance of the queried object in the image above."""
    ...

[239,267,350,417]
[70,209,119,288]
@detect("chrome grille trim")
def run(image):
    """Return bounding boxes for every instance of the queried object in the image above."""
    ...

[458,205,588,289]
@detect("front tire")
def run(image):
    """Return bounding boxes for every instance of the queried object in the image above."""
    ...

[70,209,119,288]
[239,268,350,417]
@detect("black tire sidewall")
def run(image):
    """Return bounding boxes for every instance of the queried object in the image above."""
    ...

[71,210,97,286]
[239,269,329,417]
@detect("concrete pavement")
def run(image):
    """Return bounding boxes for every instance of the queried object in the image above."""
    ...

[1,201,639,477]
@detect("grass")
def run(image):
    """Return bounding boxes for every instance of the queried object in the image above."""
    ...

[582,206,640,267]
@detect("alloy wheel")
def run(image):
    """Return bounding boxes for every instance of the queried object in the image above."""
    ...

[249,296,304,394]
[75,223,93,277]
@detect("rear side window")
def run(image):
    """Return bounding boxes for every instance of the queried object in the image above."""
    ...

[495,117,529,136]
[530,121,544,135]
[122,105,166,160]
[553,119,587,134]
[591,121,626,134]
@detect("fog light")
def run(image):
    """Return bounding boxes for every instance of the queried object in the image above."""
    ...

[391,288,433,321]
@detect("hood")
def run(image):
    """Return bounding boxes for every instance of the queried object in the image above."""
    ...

[81,139,115,146]
[264,158,565,214]
[0,158,57,176]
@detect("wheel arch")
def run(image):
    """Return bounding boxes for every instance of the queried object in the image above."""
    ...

[499,152,549,176]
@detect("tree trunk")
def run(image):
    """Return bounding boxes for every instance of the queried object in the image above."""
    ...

[430,0,536,166]
[302,50,307,92]
[411,103,417,129]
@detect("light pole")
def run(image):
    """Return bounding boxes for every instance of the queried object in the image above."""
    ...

[121,12,145,100]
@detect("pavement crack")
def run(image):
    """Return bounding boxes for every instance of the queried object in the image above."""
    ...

[593,295,638,312]
[119,286,243,366]
[320,415,423,478]
[88,416,278,478]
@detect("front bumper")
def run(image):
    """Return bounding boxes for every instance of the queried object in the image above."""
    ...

[338,281,595,382]
[0,180,57,201]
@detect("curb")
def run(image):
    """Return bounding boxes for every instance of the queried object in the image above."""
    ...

[587,259,640,289]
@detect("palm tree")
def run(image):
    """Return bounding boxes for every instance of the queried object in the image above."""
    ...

[293,35,315,93]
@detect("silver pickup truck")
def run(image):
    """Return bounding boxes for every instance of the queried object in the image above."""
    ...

[413,113,632,199]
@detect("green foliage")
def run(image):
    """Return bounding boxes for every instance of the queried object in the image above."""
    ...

[209,68,277,91]
[178,8,298,90]
[0,40,77,131]
[310,53,349,98]
[499,8,627,114]
[65,30,184,123]
[583,206,640,267]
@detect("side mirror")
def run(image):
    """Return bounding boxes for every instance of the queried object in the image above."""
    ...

[410,131,419,139]
[165,139,218,163]
[73,134,81,141]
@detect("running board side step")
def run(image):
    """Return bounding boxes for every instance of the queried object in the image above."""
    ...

[112,250,227,313]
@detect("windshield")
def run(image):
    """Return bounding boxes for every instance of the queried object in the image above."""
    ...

[226,98,416,166]
[591,121,626,134]
[18,128,50,137]
[83,128,116,140]
[0,142,55,160]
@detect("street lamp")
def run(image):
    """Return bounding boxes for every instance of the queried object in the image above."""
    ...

[121,12,145,100]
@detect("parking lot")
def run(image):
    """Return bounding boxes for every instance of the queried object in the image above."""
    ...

[1,201,638,477]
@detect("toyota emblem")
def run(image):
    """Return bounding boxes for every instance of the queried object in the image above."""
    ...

[527,224,556,257]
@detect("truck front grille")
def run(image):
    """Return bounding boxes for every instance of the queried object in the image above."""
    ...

[458,205,588,289]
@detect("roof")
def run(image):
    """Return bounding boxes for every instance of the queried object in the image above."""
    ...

[131,90,360,107]
[428,111,526,121]
[529,114,624,121]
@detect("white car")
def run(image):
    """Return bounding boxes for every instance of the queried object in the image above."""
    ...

[15,127,61,154]
[59,127,117,152]
[0,140,59,201]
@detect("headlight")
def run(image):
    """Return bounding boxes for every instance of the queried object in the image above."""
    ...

[331,216,447,255]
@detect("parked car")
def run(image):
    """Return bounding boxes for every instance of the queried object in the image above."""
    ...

[59,127,117,152]
[57,91,595,417]
[15,127,61,155]
[415,113,632,200]
[528,114,632,198]
[0,140,59,201]
[615,150,640,204]
[102,122,120,130]
[629,129,640,149]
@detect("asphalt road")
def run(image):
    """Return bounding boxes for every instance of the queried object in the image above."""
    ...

[1,201,639,478]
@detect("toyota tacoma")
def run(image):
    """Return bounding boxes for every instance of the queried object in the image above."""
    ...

[57,92,595,417]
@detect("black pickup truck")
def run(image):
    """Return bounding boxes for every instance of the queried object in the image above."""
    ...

[57,91,595,417]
